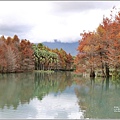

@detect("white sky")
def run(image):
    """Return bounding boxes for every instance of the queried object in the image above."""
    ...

[0,1,120,43]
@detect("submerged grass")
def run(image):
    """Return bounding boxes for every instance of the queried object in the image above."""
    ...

[71,72,83,77]
[34,70,55,73]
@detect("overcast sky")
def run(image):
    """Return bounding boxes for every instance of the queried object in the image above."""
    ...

[0,1,120,43]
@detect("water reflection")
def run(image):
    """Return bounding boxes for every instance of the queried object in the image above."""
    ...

[0,72,120,119]
[74,76,120,119]
[106,77,109,91]
[0,71,83,119]
[0,72,74,110]
[0,73,35,109]
[34,71,73,100]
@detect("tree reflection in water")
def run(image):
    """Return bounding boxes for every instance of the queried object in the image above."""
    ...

[0,71,73,110]
[0,72,120,119]
[74,76,120,119]
[0,73,35,109]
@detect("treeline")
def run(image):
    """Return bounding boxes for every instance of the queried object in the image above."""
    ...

[0,35,74,73]
[0,35,34,73]
[74,7,120,77]
[33,43,73,71]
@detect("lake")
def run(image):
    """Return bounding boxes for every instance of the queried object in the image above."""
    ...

[0,71,120,119]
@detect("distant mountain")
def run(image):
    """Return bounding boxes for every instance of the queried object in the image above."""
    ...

[41,40,79,56]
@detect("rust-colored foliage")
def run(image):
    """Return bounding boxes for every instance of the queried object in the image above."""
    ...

[52,48,74,70]
[75,7,120,76]
[0,35,34,73]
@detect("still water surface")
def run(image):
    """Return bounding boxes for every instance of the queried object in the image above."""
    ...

[0,72,120,119]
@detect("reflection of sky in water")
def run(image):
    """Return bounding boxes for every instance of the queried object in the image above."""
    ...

[33,94,83,119]
[0,85,84,119]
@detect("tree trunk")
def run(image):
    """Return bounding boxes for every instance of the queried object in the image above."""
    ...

[105,62,109,77]
[100,52,105,77]
[43,63,44,70]
[101,63,105,77]
[35,61,37,70]
[37,58,40,70]
[56,60,58,71]
[90,68,95,77]
[114,65,118,77]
